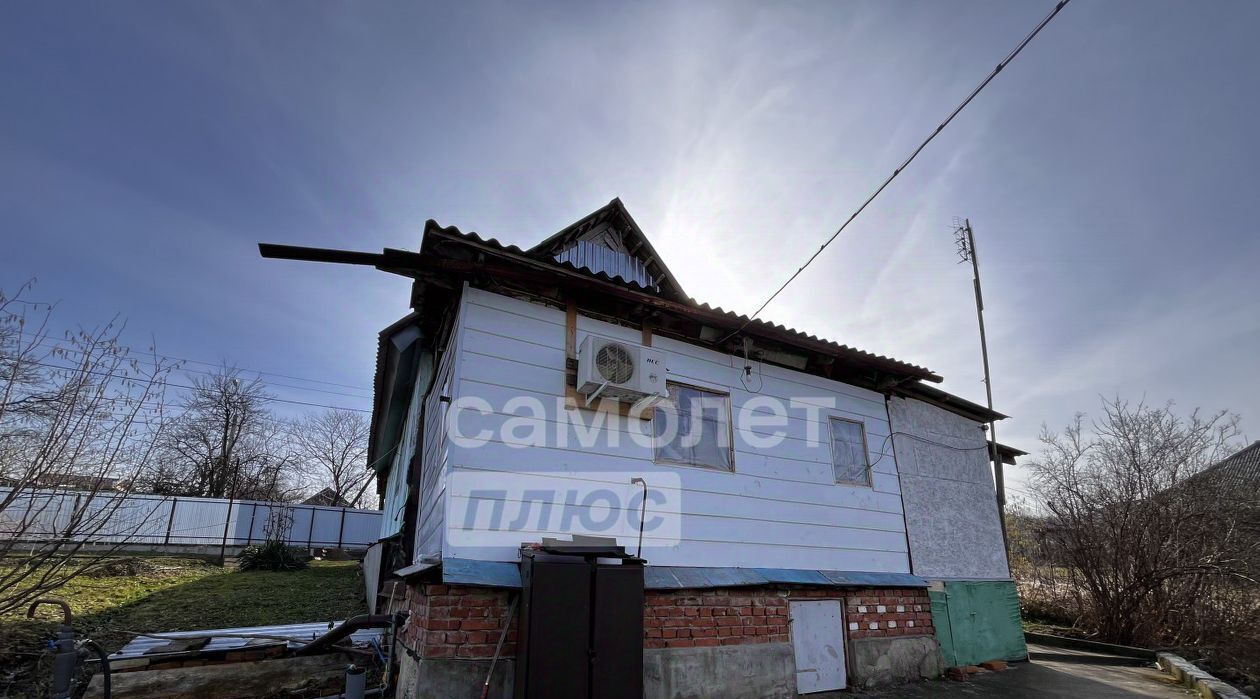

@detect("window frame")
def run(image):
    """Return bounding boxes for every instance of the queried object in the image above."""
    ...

[828,416,872,487]
[652,380,736,472]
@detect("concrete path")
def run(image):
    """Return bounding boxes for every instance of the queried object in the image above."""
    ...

[858,644,1196,698]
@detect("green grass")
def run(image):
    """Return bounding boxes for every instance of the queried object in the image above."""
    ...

[0,557,366,698]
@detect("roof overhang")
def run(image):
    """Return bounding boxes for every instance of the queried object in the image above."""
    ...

[416,222,943,388]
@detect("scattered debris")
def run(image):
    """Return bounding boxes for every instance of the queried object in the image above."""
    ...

[979,659,1009,672]
[944,665,986,681]
[106,620,385,673]
[83,654,351,699]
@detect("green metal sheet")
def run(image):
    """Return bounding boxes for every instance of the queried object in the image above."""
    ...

[929,580,1026,667]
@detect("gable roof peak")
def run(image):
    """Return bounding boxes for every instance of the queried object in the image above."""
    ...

[527,199,688,302]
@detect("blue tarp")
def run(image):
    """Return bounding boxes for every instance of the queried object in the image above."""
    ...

[441,558,927,590]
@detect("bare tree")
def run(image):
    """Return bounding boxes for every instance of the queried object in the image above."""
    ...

[155,366,297,501]
[1028,397,1258,647]
[292,409,373,508]
[0,282,175,614]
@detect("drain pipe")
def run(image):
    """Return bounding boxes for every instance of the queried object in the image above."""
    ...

[295,613,405,656]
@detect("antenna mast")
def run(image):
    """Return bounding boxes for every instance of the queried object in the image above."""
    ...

[954,218,1009,557]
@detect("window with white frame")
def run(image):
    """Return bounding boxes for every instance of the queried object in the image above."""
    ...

[653,382,733,471]
[829,417,870,486]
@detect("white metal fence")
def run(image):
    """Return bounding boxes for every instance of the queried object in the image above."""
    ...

[0,488,383,551]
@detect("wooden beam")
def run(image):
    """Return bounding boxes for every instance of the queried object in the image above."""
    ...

[565,297,578,361]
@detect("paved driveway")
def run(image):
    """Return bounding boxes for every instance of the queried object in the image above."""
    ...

[859,644,1195,698]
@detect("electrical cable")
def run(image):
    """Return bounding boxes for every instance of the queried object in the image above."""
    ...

[12,332,372,398]
[719,0,1073,344]
[14,358,370,413]
[11,329,371,393]
[869,429,996,470]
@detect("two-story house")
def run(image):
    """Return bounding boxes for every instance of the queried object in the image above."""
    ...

[262,199,1027,698]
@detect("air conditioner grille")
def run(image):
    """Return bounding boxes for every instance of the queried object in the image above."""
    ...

[595,343,635,383]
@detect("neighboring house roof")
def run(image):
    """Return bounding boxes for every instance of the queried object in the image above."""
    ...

[302,487,351,507]
[1190,441,1260,491]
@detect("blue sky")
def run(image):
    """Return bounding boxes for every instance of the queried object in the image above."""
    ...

[4,1,1259,500]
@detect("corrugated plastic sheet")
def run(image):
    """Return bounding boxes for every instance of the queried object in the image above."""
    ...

[111,621,382,660]
[442,559,926,590]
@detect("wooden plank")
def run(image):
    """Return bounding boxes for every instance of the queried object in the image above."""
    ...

[565,297,577,360]
[563,384,655,421]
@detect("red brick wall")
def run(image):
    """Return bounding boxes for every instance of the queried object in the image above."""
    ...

[644,588,790,650]
[394,582,933,659]
[645,586,933,650]
[394,583,517,660]
[843,588,934,640]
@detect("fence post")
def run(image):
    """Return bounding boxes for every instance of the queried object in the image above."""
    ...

[246,503,259,545]
[336,507,347,549]
[306,507,316,549]
[218,500,235,566]
[163,497,178,546]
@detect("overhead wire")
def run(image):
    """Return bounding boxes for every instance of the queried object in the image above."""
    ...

[719,0,1073,344]
[12,358,371,413]
[10,329,371,394]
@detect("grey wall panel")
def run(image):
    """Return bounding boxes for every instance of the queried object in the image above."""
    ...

[886,397,1009,580]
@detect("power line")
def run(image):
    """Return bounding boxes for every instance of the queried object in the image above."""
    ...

[721,0,1072,343]
[16,336,373,400]
[15,358,372,414]
[10,329,372,393]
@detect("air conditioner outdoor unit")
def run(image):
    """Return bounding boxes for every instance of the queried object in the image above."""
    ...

[576,336,668,405]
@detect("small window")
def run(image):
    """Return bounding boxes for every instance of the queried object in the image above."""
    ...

[653,383,733,471]
[829,418,870,486]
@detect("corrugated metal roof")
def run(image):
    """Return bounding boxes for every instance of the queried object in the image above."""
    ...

[423,221,942,383]
[111,621,383,660]
[1191,441,1260,491]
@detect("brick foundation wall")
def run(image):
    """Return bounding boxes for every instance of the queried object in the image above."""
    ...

[393,582,932,659]
[644,588,790,649]
[844,588,934,640]
[645,586,933,650]
[393,583,518,660]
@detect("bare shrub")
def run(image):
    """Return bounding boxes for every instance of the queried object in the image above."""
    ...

[0,282,175,613]
[1026,397,1259,680]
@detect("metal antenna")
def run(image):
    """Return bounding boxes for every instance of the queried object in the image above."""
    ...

[954,219,1009,561]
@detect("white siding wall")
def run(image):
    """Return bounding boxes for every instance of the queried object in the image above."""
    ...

[438,287,911,573]
[412,297,466,562]
[886,396,1009,579]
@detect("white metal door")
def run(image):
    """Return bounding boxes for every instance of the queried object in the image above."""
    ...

[789,600,847,693]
